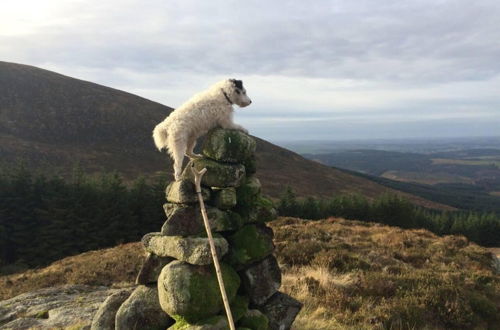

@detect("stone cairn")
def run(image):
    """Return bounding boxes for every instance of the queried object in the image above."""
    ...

[91,128,302,330]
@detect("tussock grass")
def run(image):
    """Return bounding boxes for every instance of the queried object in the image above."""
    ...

[1,217,498,329]
[270,217,500,329]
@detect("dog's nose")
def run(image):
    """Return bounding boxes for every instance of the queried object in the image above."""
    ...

[249,100,252,104]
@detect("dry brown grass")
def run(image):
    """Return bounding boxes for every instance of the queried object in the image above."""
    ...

[0,242,144,300]
[270,217,500,329]
[1,217,498,329]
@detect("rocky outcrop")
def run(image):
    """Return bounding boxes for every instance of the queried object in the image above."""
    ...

[0,284,130,330]
[90,128,301,329]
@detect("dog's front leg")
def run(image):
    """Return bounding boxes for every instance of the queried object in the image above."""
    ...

[219,117,249,134]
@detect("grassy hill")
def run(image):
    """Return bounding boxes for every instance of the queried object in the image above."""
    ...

[0,61,451,209]
[1,217,498,329]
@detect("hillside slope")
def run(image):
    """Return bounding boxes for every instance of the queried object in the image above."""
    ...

[1,217,498,329]
[0,61,451,209]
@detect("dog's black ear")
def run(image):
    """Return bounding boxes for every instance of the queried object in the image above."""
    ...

[231,79,243,90]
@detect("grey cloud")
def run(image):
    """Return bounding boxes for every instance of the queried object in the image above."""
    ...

[3,0,500,84]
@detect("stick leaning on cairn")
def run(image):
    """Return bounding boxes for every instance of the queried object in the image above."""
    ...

[191,164,236,330]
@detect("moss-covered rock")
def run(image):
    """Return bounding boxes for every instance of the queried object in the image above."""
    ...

[142,233,228,265]
[161,204,242,236]
[235,194,277,224]
[212,187,237,210]
[238,309,269,330]
[225,225,275,269]
[250,197,278,224]
[231,295,250,323]
[235,177,261,207]
[158,261,240,323]
[242,154,257,175]
[169,315,228,330]
[183,159,246,188]
[202,128,256,163]
[166,180,210,204]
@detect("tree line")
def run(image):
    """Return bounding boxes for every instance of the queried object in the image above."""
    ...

[0,166,168,273]
[1,166,499,273]
[278,187,500,247]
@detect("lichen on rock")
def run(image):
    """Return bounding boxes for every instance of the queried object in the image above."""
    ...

[166,179,211,204]
[115,285,173,330]
[225,225,275,269]
[183,158,246,188]
[142,234,228,266]
[202,128,256,163]
[157,261,240,323]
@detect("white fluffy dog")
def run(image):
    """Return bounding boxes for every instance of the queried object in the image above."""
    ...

[153,79,252,180]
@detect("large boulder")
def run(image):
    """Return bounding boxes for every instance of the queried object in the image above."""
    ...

[115,285,173,330]
[142,233,228,266]
[136,253,174,285]
[225,225,275,269]
[258,292,302,330]
[158,261,240,323]
[91,288,134,330]
[166,180,210,204]
[161,204,243,236]
[240,255,281,306]
[0,285,120,330]
[183,159,246,188]
[202,128,256,163]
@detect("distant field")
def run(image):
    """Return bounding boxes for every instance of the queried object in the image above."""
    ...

[381,170,474,185]
[432,157,500,168]
[491,191,500,197]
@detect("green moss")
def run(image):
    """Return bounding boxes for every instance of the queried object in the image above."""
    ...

[184,158,246,188]
[236,177,261,206]
[175,263,240,323]
[235,193,277,224]
[171,315,227,329]
[212,187,237,210]
[230,295,250,322]
[33,310,49,319]
[243,155,257,174]
[225,225,274,268]
[202,129,256,163]
[238,309,269,330]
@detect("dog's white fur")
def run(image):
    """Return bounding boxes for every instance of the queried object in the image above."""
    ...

[153,79,252,180]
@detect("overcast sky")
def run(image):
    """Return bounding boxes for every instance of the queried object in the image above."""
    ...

[1,0,500,142]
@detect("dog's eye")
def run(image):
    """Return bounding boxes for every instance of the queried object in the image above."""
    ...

[235,90,241,94]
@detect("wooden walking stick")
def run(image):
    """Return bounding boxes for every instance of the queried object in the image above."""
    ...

[191,165,236,330]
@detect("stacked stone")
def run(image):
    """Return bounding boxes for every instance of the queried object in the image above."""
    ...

[91,128,301,330]
[150,128,304,330]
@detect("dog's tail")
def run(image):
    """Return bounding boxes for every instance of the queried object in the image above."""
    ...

[152,123,168,151]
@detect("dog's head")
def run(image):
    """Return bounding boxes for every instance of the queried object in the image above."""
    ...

[223,79,252,107]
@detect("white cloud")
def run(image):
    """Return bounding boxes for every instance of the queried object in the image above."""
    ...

[1,0,499,140]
